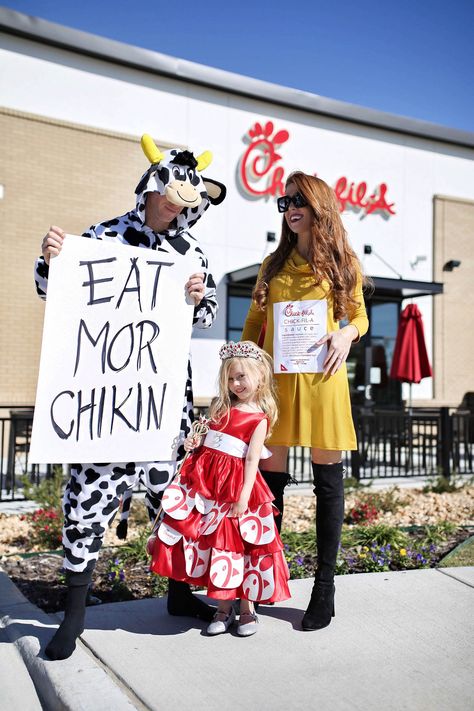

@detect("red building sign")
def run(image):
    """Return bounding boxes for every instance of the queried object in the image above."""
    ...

[238,121,396,218]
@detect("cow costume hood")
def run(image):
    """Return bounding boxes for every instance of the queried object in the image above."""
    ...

[134,134,226,238]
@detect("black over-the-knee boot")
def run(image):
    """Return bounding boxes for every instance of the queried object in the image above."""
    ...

[167,579,216,621]
[302,461,344,631]
[144,489,216,622]
[260,470,291,533]
[45,567,94,660]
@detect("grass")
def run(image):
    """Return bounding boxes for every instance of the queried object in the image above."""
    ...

[438,535,474,567]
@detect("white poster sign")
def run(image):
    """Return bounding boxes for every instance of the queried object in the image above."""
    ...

[29,235,198,463]
[273,300,328,373]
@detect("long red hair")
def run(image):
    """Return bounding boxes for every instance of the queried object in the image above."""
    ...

[253,172,366,321]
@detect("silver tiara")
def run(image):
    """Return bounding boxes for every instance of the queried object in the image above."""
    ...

[219,341,263,362]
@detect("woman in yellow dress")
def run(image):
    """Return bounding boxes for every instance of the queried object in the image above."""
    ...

[242,171,368,631]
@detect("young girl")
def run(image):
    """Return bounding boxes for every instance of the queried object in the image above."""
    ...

[149,341,291,636]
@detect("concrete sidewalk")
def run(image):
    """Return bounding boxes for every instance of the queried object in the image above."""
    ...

[1,567,473,711]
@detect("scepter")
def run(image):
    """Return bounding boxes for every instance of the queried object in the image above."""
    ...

[147,415,210,550]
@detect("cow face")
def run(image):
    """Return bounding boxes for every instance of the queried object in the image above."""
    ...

[135,135,226,232]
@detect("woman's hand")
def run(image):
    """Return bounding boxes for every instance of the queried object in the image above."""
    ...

[317,325,359,375]
[186,272,206,305]
[183,434,202,452]
[41,225,65,265]
[230,496,249,518]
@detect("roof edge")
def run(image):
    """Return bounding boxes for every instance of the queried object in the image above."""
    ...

[1,7,473,149]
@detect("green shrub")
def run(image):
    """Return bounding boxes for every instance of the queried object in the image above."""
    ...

[362,487,410,514]
[20,467,66,550]
[422,475,464,494]
[20,507,63,549]
[345,523,409,548]
[119,528,152,564]
[21,466,66,510]
[104,557,133,601]
[419,521,457,545]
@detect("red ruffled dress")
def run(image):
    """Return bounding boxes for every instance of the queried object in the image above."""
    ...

[150,409,291,602]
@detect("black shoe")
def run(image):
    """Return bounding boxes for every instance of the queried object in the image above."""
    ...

[45,571,92,660]
[301,581,335,631]
[167,579,216,622]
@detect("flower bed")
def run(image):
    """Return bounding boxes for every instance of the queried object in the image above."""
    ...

[1,482,473,613]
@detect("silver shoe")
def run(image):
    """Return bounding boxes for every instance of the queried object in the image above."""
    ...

[236,611,259,637]
[206,606,236,636]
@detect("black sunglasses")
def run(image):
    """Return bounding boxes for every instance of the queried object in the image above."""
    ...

[277,191,308,213]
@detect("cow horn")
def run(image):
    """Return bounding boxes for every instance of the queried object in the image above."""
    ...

[141,134,165,164]
[196,150,213,172]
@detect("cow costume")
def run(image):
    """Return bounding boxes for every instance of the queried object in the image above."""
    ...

[34,134,226,659]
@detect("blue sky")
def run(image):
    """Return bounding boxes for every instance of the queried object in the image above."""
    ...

[3,0,473,132]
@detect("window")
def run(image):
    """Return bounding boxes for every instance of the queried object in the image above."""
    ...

[227,293,252,341]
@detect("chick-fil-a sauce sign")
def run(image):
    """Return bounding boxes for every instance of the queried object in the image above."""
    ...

[238,121,396,218]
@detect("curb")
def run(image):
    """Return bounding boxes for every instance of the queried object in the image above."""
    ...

[0,569,138,711]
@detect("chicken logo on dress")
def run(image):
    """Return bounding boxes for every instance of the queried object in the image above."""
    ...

[210,549,244,588]
[184,539,211,578]
[243,554,275,601]
[161,481,194,519]
[239,503,276,545]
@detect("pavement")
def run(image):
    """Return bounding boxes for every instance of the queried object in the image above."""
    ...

[1,565,473,711]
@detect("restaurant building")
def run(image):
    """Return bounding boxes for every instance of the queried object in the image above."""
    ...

[1,7,473,412]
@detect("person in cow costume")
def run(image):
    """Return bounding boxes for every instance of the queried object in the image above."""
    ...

[35,134,226,660]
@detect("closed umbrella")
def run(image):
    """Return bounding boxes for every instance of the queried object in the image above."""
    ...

[390,303,432,410]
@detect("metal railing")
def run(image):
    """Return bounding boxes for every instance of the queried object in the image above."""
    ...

[1,405,473,499]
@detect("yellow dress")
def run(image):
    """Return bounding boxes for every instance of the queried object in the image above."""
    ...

[241,250,369,450]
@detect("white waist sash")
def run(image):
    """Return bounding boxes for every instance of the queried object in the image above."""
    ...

[203,430,272,459]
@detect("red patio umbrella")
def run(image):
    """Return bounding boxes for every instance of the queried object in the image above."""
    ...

[390,303,432,409]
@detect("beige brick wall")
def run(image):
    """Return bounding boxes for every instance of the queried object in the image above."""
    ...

[0,108,171,405]
[433,195,474,406]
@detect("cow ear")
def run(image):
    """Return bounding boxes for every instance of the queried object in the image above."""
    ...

[203,178,227,205]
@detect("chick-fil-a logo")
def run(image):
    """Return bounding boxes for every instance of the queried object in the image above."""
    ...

[334,177,396,217]
[239,121,288,197]
[284,303,315,318]
[238,120,396,218]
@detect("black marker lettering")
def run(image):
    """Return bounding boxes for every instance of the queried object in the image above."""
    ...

[74,320,110,376]
[146,261,174,309]
[116,257,142,312]
[79,258,117,305]
[50,390,74,439]
[76,388,96,441]
[107,323,134,373]
[136,320,160,372]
